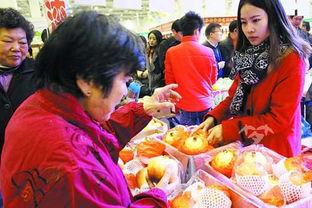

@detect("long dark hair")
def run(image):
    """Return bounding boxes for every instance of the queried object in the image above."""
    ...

[236,0,311,67]
[35,11,145,98]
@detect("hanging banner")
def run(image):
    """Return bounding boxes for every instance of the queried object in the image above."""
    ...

[43,0,69,31]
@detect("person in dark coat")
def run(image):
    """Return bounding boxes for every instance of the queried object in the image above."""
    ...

[158,19,183,75]
[203,23,225,78]
[219,20,238,78]
[0,8,36,156]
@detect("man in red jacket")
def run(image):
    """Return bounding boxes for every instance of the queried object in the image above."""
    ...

[165,11,217,126]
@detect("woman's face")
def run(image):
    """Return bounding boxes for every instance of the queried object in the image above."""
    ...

[79,72,130,123]
[148,33,158,47]
[0,28,28,67]
[240,3,270,46]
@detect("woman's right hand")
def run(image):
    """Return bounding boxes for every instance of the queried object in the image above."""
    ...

[192,116,216,134]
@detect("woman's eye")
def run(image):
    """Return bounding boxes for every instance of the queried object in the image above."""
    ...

[253,19,261,23]
[2,40,12,43]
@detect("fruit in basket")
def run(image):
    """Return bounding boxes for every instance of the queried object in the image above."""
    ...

[170,192,195,208]
[124,173,138,189]
[163,125,189,148]
[289,171,312,186]
[268,174,279,185]
[178,134,213,155]
[210,149,237,177]
[147,156,177,184]
[235,162,267,176]
[119,147,134,163]
[206,184,231,198]
[137,139,166,158]
[284,156,304,172]
[243,151,267,165]
[136,167,149,188]
[243,151,272,172]
[259,185,285,207]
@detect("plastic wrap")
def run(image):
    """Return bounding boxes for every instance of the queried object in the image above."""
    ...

[202,144,312,207]
[169,169,260,208]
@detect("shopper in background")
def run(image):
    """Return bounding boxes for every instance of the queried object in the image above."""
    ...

[0,11,181,207]
[220,20,238,78]
[197,0,312,157]
[165,11,217,126]
[0,8,36,158]
[302,21,312,38]
[290,12,311,43]
[146,29,164,95]
[158,19,183,77]
[203,23,225,78]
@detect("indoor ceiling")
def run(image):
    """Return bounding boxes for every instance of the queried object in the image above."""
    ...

[69,0,150,23]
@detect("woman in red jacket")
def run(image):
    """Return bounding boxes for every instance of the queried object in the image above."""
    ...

[198,0,312,157]
[0,11,181,207]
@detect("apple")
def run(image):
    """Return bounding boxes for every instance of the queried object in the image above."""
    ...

[178,135,213,155]
[284,156,303,172]
[163,126,189,148]
[210,149,237,177]
[136,167,149,188]
[170,192,195,208]
[147,156,177,184]
[243,151,268,165]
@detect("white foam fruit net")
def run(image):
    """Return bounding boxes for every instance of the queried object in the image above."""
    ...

[183,181,206,202]
[123,159,144,175]
[279,172,312,204]
[236,174,269,196]
[272,158,287,178]
[195,188,232,208]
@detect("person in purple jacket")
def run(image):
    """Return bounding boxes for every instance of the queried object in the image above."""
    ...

[0,11,181,207]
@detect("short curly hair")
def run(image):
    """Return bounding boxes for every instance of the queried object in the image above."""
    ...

[0,8,34,45]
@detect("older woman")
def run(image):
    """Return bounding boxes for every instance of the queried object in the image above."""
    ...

[0,11,180,207]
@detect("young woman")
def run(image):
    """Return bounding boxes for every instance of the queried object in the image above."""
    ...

[198,0,312,157]
[146,30,164,94]
[0,11,181,207]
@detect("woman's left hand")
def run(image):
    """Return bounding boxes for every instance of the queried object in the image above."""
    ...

[207,124,224,145]
[143,84,181,117]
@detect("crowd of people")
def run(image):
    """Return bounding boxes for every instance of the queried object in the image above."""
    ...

[0,0,311,207]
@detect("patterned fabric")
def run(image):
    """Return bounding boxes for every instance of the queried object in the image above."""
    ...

[230,40,288,115]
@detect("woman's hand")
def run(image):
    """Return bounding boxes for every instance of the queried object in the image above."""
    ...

[142,84,181,117]
[191,116,216,134]
[207,124,223,145]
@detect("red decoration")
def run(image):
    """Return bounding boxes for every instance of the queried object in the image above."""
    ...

[44,0,67,31]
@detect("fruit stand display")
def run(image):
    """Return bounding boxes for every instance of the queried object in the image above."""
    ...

[118,118,312,207]
[200,144,312,207]
[169,169,260,208]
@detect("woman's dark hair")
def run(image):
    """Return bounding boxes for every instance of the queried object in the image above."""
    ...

[35,11,145,98]
[180,11,203,36]
[148,30,163,46]
[236,0,311,67]
[0,8,34,45]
